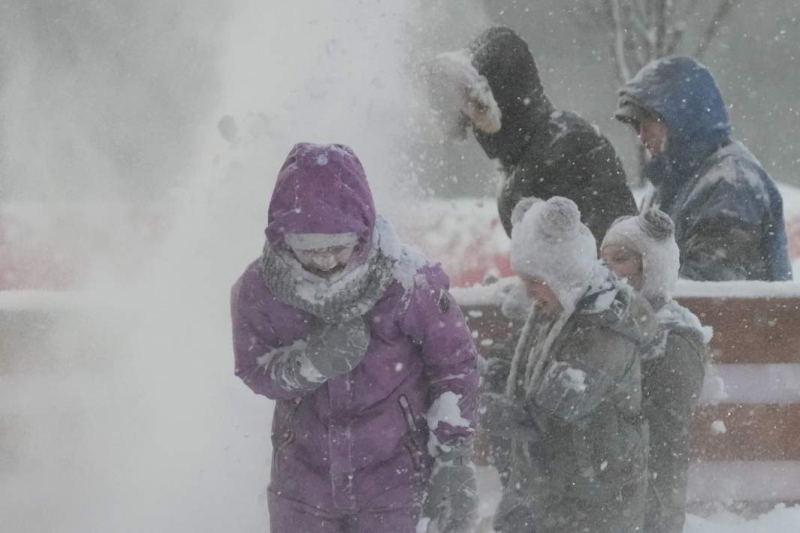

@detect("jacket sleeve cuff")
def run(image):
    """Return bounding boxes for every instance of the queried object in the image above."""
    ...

[267,340,328,393]
[435,438,475,463]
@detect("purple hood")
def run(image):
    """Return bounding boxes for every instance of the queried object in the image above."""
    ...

[266,143,376,252]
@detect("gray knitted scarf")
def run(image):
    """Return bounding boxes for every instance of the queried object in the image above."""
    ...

[260,240,397,323]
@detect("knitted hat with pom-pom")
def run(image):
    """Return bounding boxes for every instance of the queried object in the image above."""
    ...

[601,207,681,300]
[510,196,598,309]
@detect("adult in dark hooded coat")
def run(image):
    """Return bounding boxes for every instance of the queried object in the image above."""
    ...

[616,56,792,281]
[425,27,637,241]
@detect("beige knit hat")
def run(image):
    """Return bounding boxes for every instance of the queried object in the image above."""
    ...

[601,208,681,300]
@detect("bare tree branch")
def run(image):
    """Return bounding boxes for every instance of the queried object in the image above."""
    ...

[612,2,645,69]
[665,0,682,55]
[695,0,741,59]
[565,7,602,32]
[631,39,649,72]
[566,1,605,31]
[664,0,677,23]
[571,0,740,74]
[665,21,686,55]
[665,0,698,55]
[681,0,702,22]
[628,0,654,52]
[654,0,667,56]
[631,0,650,30]
[608,0,633,81]
[627,7,650,70]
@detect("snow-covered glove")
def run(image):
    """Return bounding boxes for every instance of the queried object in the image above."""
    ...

[479,392,540,442]
[420,440,479,533]
[305,317,370,378]
[423,51,502,141]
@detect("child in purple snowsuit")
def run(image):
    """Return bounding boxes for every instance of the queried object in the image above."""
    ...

[231,143,480,533]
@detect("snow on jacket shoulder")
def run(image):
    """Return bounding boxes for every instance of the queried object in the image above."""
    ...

[663,141,792,281]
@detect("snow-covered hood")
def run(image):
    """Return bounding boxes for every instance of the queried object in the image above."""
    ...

[620,56,731,188]
[265,143,376,253]
[620,56,730,149]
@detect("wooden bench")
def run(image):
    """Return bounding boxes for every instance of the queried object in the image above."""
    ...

[453,279,800,510]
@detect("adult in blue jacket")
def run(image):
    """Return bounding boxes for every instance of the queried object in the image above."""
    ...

[616,56,792,281]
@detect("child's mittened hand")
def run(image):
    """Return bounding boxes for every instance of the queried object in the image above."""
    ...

[421,441,479,533]
[306,318,370,378]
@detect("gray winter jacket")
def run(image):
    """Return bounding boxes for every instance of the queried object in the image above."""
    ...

[641,300,709,533]
[482,271,655,533]
[645,141,793,281]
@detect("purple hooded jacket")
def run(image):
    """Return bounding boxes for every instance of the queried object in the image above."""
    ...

[230,143,479,513]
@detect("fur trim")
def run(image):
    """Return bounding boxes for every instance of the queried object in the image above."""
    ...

[425,50,502,134]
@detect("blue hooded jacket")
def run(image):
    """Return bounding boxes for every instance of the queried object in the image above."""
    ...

[620,56,792,281]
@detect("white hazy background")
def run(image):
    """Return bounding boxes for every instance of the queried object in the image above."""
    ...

[0,1,488,532]
[5,2,799,532]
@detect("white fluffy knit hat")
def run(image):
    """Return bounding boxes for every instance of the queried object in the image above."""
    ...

[601,208,681,300]
[510,196,598,309]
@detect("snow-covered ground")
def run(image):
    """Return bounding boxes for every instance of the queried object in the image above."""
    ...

[475,467,800,533]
